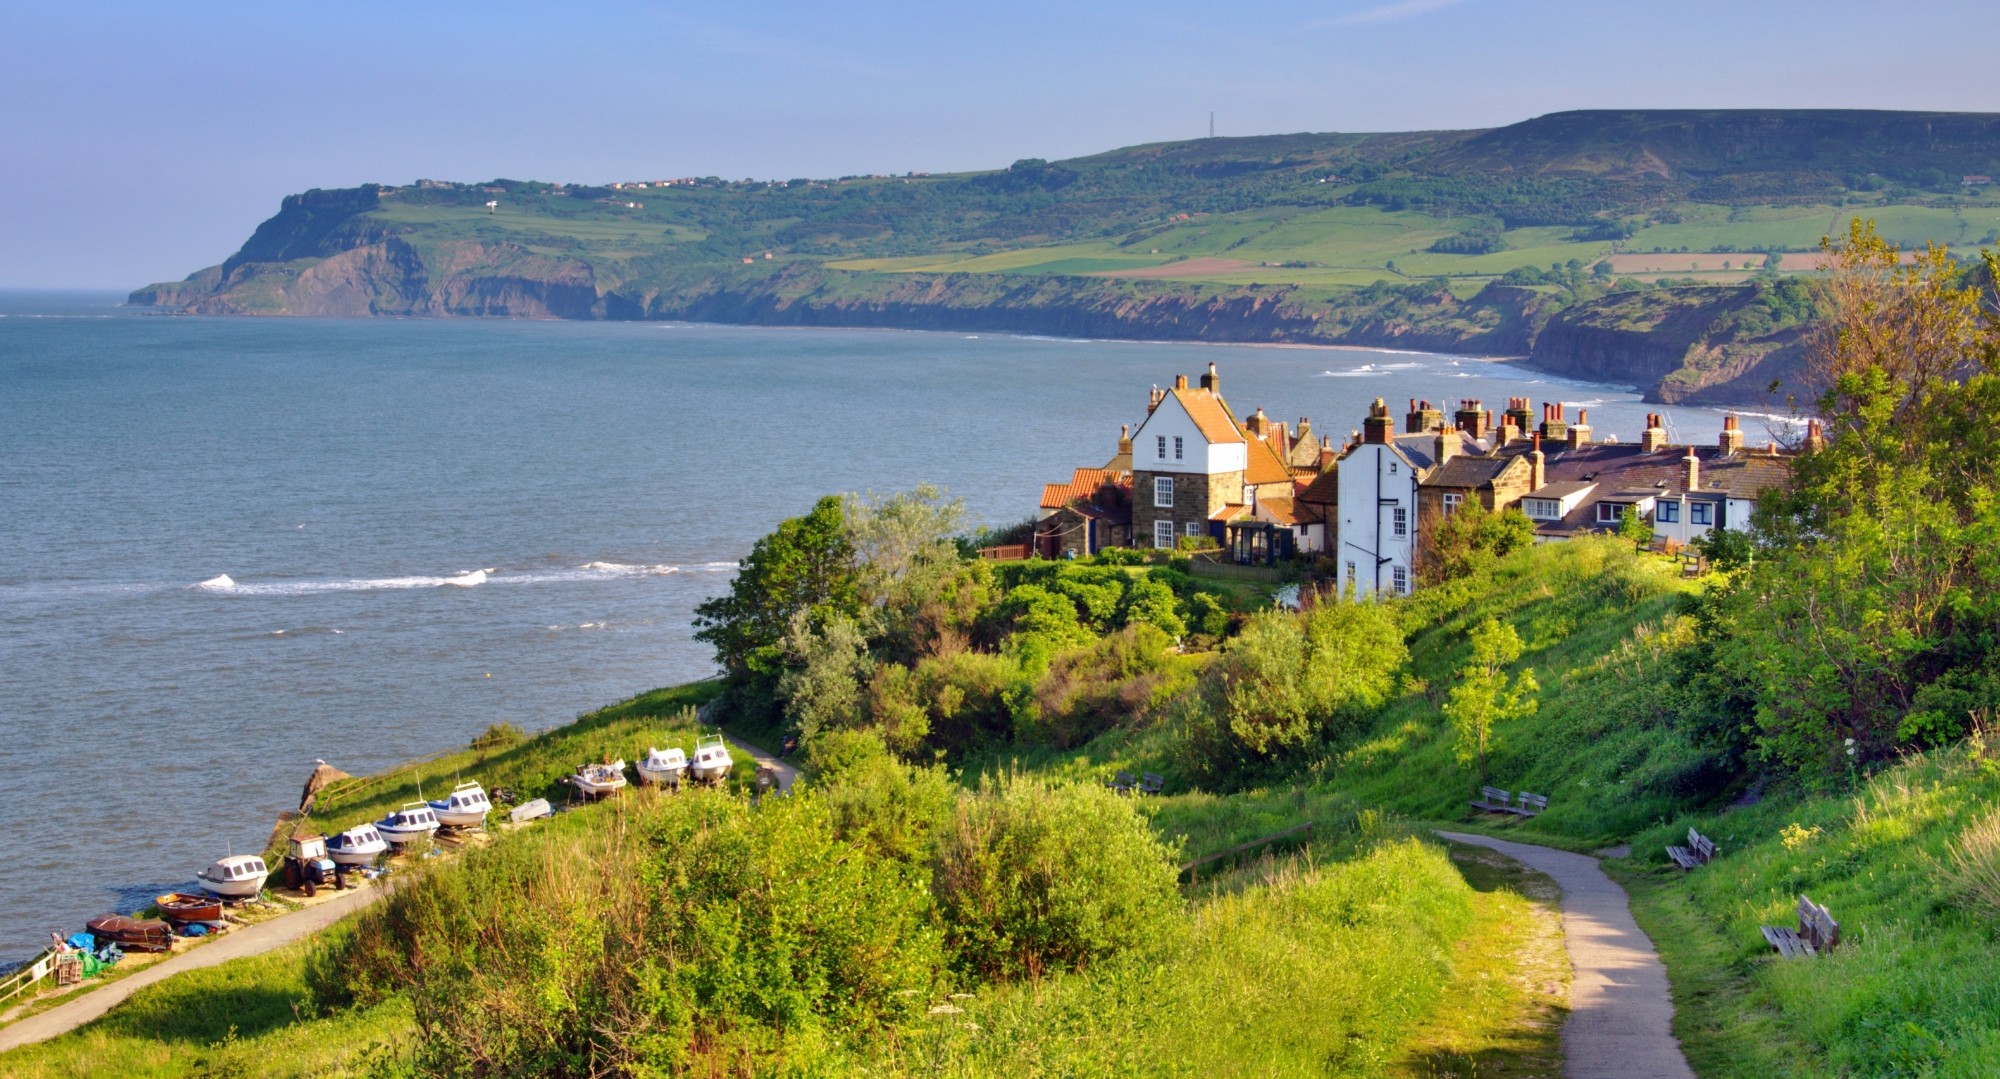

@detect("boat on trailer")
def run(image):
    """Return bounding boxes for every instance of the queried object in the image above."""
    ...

[196,854,269,899]
[429,781,492,828]
[690,735,733,784]
[326,823,389,865]
[377,802,441,845]
[573,760,628,798]
[636,746,688,787]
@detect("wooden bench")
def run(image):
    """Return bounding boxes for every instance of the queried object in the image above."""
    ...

[1761,894,1840,958]
[1665,827,1718,870]
[1107,771,1136,795]
[1138,772,1164,795]
[1510,792,1549,817]
[1470,786,1512,813]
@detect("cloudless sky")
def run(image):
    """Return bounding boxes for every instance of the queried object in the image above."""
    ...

[5,0,1997,288]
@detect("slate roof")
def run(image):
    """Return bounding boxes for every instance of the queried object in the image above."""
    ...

[1426,454,1519,490]
[1532,443,1795,536]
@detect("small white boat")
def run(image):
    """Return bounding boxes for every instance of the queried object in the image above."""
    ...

[508,797,552,824]
[429,781,492,828]
[691,735,733,784]
[636,746,688,787]
[196,854,269,899]
[325,823,389,866]
[573,760,628,798]
[377,802,441,845]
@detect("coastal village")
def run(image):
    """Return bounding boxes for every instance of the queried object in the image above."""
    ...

[1034,361,1802,594]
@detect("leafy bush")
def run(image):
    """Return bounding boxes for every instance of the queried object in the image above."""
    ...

[319,789,942,1075]
[933,775,1181,980]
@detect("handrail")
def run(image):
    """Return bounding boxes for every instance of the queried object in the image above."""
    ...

[0,947,59,1007]
[1178,821,1315,880]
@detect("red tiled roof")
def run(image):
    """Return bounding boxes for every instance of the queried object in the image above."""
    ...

[1257,497,1299,525]
[1298,467,1340,506]
[1039,467,1127,509]
[1171,388,1246,444]
[1209,503,1249,522]
[1246,436,1292,485]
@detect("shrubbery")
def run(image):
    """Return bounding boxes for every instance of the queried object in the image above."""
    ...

[932,774,1182,981]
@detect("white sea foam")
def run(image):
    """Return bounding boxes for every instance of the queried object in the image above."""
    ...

[196,574,236,589]
[443,570,487,587]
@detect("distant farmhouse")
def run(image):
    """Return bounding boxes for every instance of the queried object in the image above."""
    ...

[1031,363,1796,596]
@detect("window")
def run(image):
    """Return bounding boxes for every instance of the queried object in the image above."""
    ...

[1389,462,1398,475]
[1392,506,1408,537]
[1153,476,1174,508]
[1691,502,1713,526]
[1392,565,1409,595]
[1596,502,1626,524]
[1442,492,1464,516]
[1524,498,1559,520]
[1184,521,1200,537]
[1345,561,1356,586]
[1153,520,1174,548]
[1656,501,1679,523]
[1173,436,1183,460]
[1156,435,1166,459]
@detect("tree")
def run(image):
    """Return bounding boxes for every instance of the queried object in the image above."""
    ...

[1424,499,1537,583]
[1445,617,1539,779]
[693,496,857,678]
[1618,504,1654,550]
[776,612,873,745]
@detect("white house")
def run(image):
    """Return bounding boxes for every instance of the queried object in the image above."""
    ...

[1335,398,1425,597]
[1128,363,1248,549]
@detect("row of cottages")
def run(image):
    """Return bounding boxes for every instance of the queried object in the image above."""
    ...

[1300,396,1802,596]
[1033,363,1325,560]
[1032,365,1801,595]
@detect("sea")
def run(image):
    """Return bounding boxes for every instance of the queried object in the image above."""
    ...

[0,289,1746,963]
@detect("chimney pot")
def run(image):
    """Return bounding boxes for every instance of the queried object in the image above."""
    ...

[1174,374,1188,390]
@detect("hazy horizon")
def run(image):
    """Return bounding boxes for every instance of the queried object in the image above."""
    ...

[7,0,2000,288]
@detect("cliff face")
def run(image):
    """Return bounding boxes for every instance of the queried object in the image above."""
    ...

[1527,285,1811,405]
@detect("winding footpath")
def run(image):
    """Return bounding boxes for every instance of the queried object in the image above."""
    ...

[1436,831,1695,1079]
[0,885,385,1055]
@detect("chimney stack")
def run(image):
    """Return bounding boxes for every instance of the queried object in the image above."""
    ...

[1718,414,1743,454]
[1174,373,1189,390]
[1504,396,1533,436]
[1567,408,1592,448]
[1247,406,1269,436]
[1119,423,1133,458]
[1803,418,1826,453]
[1435,424,1458,465]
[1405,398,1443,433]
[1200,361,1218,394]
[1454,399,1489,439]
[1529,432,1546,490]
[1539,401,1569,443]
[1641,413,1669,453]
[1148,386,1165,414]
[1682,446,1701,492]
[1364,399,1394,444]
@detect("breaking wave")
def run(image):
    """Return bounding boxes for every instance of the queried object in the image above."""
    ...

[188,559,736,596]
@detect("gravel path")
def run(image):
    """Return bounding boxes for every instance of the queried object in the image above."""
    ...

[722,731,799,791]
[0,884,385,1055]
[1436,831,1695,1079]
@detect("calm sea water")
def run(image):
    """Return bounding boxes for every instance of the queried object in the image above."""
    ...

[0,290,1737,962]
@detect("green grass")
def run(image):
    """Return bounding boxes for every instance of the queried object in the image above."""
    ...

[0,940,415,1078]
[1609,748,2000,1076]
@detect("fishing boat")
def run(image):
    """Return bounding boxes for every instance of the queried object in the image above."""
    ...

[690,735,733,784]
[325,823,389,865]
[86,914,173,953]
[428,781,492,828]
[376,802,441,845]
[636,746,688,787]
[154,892,223,924]
[572,760,628,798]
[195,854,269,899]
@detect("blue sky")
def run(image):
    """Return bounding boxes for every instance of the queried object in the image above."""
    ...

[5,0,1997,288]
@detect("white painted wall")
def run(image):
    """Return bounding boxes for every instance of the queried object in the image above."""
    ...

[1130,396,1247,475]
[1334,443,1419,597]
